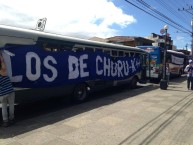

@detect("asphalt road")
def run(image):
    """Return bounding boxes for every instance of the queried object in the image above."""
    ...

[1,75,191,145]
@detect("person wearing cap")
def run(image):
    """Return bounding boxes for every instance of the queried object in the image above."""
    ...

[184,60,193,90]
[0,53,15,127]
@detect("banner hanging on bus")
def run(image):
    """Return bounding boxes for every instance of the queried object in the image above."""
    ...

[171,55,184,65]
[1,45,141,88]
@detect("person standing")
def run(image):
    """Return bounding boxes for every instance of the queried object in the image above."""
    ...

[0,53,15,127]
[184,60,193,90]
[166,63,170,85]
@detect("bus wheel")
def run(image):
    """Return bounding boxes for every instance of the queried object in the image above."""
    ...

[72,84,88,102]
[131,77,138,89]
[179,70,182,77]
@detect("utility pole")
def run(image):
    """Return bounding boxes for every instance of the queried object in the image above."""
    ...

[178,6,193,58]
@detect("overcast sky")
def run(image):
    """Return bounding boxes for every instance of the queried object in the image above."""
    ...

[0,0,136,38]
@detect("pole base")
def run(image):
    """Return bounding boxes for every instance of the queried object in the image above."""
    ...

[160,79,168,90]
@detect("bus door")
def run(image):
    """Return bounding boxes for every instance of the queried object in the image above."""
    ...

[138,46,161,80]
[149,47,162,80]
[140,53,150,83]
[146,53,151,79]
[150,54,160,78]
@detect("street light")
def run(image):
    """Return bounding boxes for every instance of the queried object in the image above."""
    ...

[160,25,168,90]
[163,25,168,80]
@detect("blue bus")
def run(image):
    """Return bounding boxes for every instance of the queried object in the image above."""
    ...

[137,46,186,81]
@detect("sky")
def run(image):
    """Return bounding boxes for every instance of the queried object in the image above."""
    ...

[0,0,192,50]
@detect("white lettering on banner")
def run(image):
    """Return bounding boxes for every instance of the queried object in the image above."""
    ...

[2,52,23,82]
[79,54,89,78]
[104,57,111,76]
[68,54,89,79]
[96,56,140,78]
[4,51,58,83]
[117,60,123,77]
[43,56,58,82]
[26,53,57,82]
[171,55,184,65]
[26,52,41,81]
[123,61,129,76]
[68,56,79,79]
[96,55,103,75]
[111,61,117,77]
[136,60,141,68]
[131,59,136,72]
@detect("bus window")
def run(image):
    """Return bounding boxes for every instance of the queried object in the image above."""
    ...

[130,52,135,57]
[60,45,73,51]
[73,47,84,52]
[135,53,140,57]
[85,47,94,52]
[125,52,130,57]
[95,48,103,52]
[118,51,124,57]
[104,50,111,55]
[112,50,118,57]
[43,43,60,52]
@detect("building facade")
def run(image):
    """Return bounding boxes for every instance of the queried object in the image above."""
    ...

[146,33,173,50]
[106,36,154,47]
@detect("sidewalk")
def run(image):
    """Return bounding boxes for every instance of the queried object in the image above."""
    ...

[1,76,193,145]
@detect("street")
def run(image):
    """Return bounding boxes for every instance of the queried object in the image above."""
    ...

[1,75,193,145]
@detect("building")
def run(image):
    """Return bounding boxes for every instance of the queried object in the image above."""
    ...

[88,37,107,42]
[88,34,174,50]
[106,36,154,47]
[146,33,173,50]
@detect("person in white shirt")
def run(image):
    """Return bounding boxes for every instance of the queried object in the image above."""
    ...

[184,60,193,90]
[166,63,170,85]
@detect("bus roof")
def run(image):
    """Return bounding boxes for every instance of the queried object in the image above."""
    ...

[0,25,147,53]
[167,50,185,55]
[137,46,161,49]
[137,46,185,56]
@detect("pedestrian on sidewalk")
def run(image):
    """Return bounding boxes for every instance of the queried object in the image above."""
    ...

[184,60,193,90]
[0,53,15,127]
[166,63,170,85]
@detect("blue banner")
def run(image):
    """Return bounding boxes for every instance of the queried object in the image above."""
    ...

[1,45,141,88]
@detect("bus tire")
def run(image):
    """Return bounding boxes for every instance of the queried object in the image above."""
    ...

[72,84,88,103]
[178,70,182,77]
[131,77,138,89]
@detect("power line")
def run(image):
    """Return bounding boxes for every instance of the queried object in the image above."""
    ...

[155,0,190,28]
[178,5,193,56]
[178,6,193,15]
[124,0,192,35]
[136,0,191,34]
